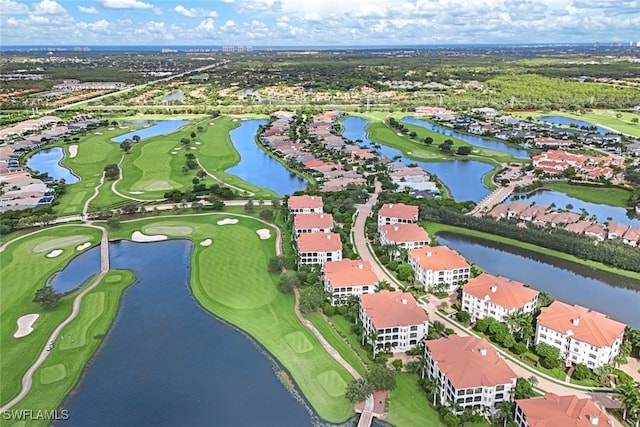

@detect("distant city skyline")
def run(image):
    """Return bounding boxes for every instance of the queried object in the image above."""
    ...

[1,0,639,47]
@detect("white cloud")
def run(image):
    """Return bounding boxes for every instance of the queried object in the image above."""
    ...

[101,0,153,10]
[225,0,280,13]
[220,20,237,31]
[196,17,215,33]
[78,5,98,14]
[0,0,30,14]
[174,4,218,18]
[33,0,66,15]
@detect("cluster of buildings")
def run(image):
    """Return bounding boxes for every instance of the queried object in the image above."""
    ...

[51,79,129,92]
[532,149,624,180]
[488,202,640,246]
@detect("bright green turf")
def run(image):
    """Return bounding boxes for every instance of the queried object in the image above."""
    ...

[32,235,91,253]
[39,364,66,385]
[142,224,193,236]
[284,331,314,353]
[386,373,445,427]
[316,370,348,398]
[542,182,632,207]
[58,292,105,350]
[511,110,640,137]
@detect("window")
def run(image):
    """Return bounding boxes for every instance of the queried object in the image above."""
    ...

[410,325,417,331]
[496,393,504,400]
[496,385,504,391]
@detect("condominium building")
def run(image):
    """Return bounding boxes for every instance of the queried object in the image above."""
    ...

[323,259,378,305]
[287,195,323,215]
[515,393,614,427]
[377,203,419,229]
[379,223,431,252]
[293,212,334,237]
[408,246,470,291]
[297,232,342,265]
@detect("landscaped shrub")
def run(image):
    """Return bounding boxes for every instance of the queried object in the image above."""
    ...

[513,342,527,355]
[572,364,592,381]
[337,305,348,315]
[323,304,335,316]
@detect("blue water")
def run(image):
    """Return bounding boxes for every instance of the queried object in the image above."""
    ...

[26,147,79,184]
[111,120,190,143]
[438,233,640,327]
[49,246,101,293]
[342,116,492,202]
[401,116,531,159]
[537,116,610,135]
[56,240,314,426]
[161,91,184,102]
[227,119,307,196]
[513,190,640,227]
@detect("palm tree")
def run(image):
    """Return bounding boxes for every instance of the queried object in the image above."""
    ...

[616,381,640,426]
[496,401,515,427]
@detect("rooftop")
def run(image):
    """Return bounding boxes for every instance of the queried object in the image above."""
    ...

[463,273,539,310]
[378,203,419,220]
[288,194,323,210]
[297,232,342,253]
[380,223,430,244]
[324,259,379,288]
[516,393,614,427]
[359,290,428,329]
[294,212,334,230]
[408,246,470,271]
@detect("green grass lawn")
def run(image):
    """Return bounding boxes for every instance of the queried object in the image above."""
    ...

[510,110,640,137]
[6,270,135,426]
[423,222,640,281]
[0,225,103,405]
[543,182,632,207]
[386,373,445,427]
[108,214,355,423]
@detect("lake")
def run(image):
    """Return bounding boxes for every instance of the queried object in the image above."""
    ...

[342,116,492,202]
[227,119,308,196]
[111,120,190,143]
[160,91,184,102]
[26,147,79,184]
[437,232,640,328]
[537,115,610,135]
[401,116,531,159]
[55,240,315,426]
[513,190,640,227]
[50,245,101,294]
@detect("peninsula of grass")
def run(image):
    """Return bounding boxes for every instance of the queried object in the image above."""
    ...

[7,270,135,426]
[386,373,445,427]
[423,221,640,281]
[109,214,355,422]
[0,225,102,405]
[542,181,632,207]
[511,110,640,137]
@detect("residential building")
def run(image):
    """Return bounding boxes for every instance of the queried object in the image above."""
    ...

[379,223,431,252]
[378,203,419,229]
[287,195,323,215]
[359,290,429,354]
[408,246,471,291]
[324,260,378,305]
[515,393,614,427]
[424,335,517,414]
[297,232,342,265]
[293,213,334,237]
[535,302,626,368]
[461,274,539,322]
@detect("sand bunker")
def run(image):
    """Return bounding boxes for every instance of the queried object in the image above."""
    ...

[94,131,103,135]
[200,239,212,247]
[232,119,239,122]
[217,218,239,225]
[129,191,144,194]
[174,147,182,150]
[190,147,197,150]
[209,122,215,125]
[76,242,91,251]
[195,142,201,145]
[69,145,78,158]
[108,127,115,130]
[131,231,167,242]
[33,235,91,253]
[14,314,39,338]
[171,152,177,155]
[46,249,63,258]
[143,181,173,191]
[257,229,271,239]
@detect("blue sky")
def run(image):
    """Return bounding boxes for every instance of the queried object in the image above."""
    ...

[1,0,639,46]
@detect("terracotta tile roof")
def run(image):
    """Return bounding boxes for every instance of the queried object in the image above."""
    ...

[426,335,517,389]
[516,393,613,427]
[288,195,323,210]
[507,202,529,215]
[566,220,592,234]
[623,226,640,242]
[537,301,626,347]
[606,221,629,237]
[488,204,509,218]
[297,232,342,253]
[408,246,470,271]
[324,259,379,288]
[359,290,428,328]
[463,273,539,310]
[551,212,580,225]
[294,213,334,230]
[378,203,419,220]
[380,223,431,244]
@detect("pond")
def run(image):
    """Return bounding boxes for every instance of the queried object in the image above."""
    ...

[26,147,79,184]
[513,190,640,227]
[401,116,531,159]
[160,91,184,102]
[56,240,315,426]
[437,232,640,328]
[342,116,492,202]
[49,246,100,294]
[537,116,611,135]
[227,119,308,196]
[111,120,190,143]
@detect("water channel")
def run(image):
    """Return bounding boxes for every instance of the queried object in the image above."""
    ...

[56,240,314,426]
[111,120,190,143]
[537,115,610,135]
[26,147,79,184]
[437,233,640,328]
[227,119,308,196]
[401,116,531,159]
[342,116,493,202]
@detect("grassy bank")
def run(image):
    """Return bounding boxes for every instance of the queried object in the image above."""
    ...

[108,214,355,422]
[424,222,640,280]
[542,182,631,207]
[510,110,640,137]
[386,373,445,427]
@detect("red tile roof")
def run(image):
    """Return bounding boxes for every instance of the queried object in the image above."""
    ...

[516,393,613,427]
[463,273,539,310]
[324,259,379,288]
[426,335,517,389]
[408,246,470,271]
[378,203,419,220]
[297,232,342,253]
[288,195,323,209]
[294,213,334,230]
[380,223,430,244]
[537,301,626,347]
[359,290,428,328]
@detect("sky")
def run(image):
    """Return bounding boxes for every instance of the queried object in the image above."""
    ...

[0,0,639,47]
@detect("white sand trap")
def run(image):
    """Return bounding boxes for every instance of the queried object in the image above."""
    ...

[143,181,173,191]
[396,132,404,136]
[407,151,412,154]
[171,152,178,155]
[119,126,129,129]
[129,191,144,194]
[174,147,182,150]
[190,147,197,150]
[46,249,63,258]
[14,314,39,338]
[257,229,271,240]
[94,131,103,135]
[195,142,201,145]
[108,127,115,130]
[76,242,91,251]
[131,231,167,242]
[209,122,215,125]
[217,218,239,225]
[69,145,78,158]
[232,119,239,122]
[200,239,212,246]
